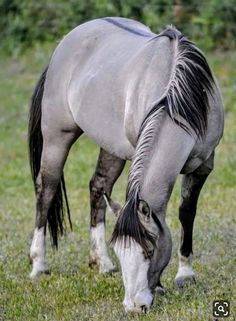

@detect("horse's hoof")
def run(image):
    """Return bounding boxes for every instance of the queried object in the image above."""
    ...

[88,258,97,269]
[89,258,118,274]
[28,254,33,265]
[41,269,51,275]
[175,274,196,288]
[30,268,51,279]
[100,265,118,275]
[155,286,166,296]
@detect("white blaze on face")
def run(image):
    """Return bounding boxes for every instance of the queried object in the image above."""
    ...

[114,238,153,313]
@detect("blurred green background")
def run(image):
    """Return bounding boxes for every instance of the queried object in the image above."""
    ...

[1,0,236,54]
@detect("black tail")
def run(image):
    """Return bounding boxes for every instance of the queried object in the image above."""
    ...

[28,66,72,248]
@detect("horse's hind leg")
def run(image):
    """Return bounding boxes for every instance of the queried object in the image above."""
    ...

[89,148,125,274]
[30,128,82,278]
[175,152,214,287]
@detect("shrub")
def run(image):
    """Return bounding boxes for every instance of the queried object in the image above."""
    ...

[0,0,235,54]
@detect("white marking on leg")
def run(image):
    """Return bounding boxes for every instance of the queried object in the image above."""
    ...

[175,252,195,284]
[90,222,116,274]
[30,227,49,278]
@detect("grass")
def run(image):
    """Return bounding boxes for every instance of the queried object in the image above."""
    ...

[0,44,236,321]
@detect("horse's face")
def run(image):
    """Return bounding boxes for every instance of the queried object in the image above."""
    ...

[113,238,153,313]
[106,195,162,313]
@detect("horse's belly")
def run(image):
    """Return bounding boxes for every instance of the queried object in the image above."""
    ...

[69,72,134,159]
[83,123,134,160]
[73,101,135,160]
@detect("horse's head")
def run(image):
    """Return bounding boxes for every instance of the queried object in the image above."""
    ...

[105,193,172,313]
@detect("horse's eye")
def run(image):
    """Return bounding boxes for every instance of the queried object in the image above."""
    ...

[143,249,154,259]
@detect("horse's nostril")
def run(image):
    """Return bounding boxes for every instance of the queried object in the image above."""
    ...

[141,305,148,314]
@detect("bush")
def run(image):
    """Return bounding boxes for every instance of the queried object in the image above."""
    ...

[0,0,236,54]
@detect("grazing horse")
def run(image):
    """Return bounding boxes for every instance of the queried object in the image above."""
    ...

[28,17,224,313]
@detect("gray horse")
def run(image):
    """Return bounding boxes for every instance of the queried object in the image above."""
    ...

[28,17,224,313]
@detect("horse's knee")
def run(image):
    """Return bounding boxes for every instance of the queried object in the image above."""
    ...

[35,171,59,227]
[90,174,105,198]
[89,175,108,227]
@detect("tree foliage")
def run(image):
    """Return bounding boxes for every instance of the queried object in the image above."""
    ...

[1,0,235,53]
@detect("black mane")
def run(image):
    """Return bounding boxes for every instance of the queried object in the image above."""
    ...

[159,28,214,138]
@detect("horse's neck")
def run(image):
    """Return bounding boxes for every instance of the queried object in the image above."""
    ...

[140,117,195,212]
[127,109,166,197]
[128,112,195,213]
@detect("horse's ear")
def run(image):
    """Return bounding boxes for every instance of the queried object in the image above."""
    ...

[103,192,122,216]
[138,199,150,221]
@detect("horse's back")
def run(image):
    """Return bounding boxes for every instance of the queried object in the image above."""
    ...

[43,18,172,159]
[42,17,223,165]
[66,18,153,135]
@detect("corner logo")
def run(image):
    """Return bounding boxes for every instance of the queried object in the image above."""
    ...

[213,300,230,318]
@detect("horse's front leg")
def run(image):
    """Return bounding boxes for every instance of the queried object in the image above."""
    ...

[89,148,125,274]
[175,153,214,287]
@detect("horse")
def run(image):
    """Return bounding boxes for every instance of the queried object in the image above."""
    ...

[28,17,224,313]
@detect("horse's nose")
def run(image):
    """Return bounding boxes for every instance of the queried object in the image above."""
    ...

[123,289,153,313]
[141,305,148,314]
[123,303,149,313]
[134,289,153,310]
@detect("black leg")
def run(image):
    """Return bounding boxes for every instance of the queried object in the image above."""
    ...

[89,148,125,273]
[175,153,214,287]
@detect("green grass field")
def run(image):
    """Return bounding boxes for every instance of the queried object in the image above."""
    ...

[0,46,235,321]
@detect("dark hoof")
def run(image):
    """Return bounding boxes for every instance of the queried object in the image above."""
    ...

[100,265,118,275]
[141,305,148,314]
[155,286,166,296]
[175,275,196,288]
[28,254,33,265]
[39,269,51,276]
[105,266,118,275]
[89,259,97,269]
[30,269,51,279]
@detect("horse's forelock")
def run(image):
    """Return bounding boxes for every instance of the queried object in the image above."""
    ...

[111,191,156,256]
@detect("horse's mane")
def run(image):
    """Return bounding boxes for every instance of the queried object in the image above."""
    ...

[159,27,214,138]
[111,106,165,255]
[111,27,215,254]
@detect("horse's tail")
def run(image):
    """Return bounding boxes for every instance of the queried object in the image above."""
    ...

[28,66,72,248]
[157,27,215,138]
